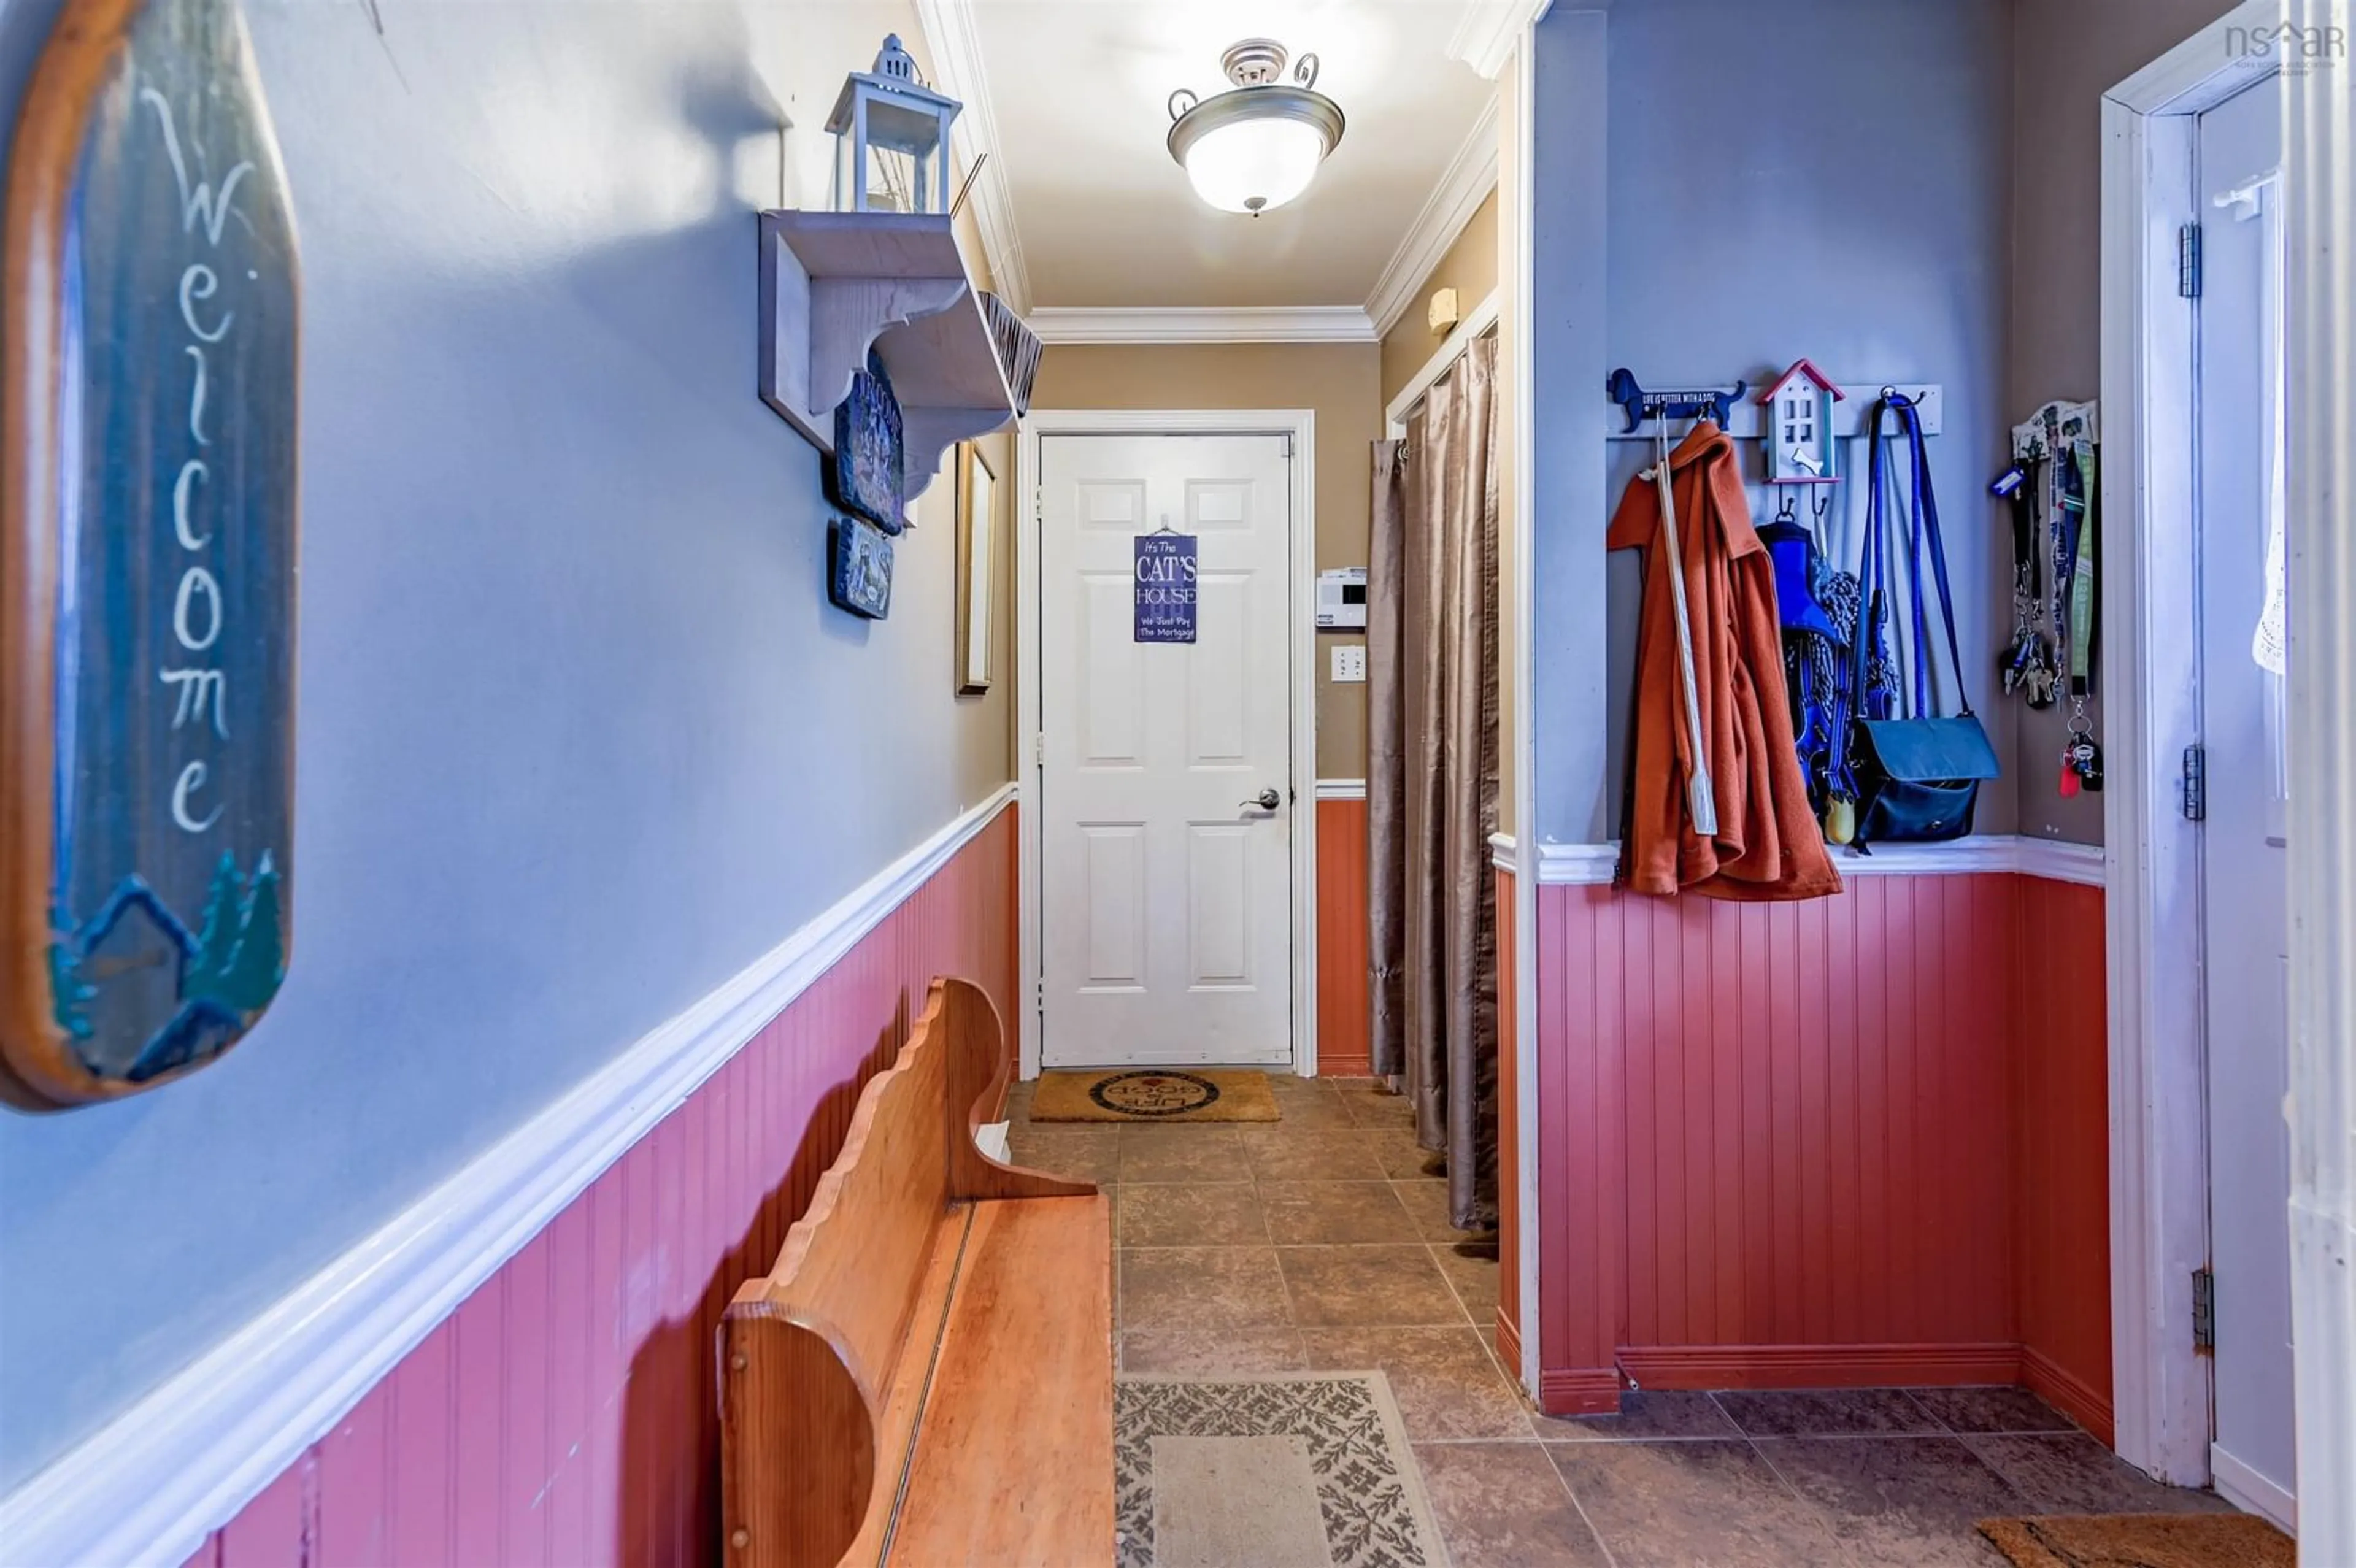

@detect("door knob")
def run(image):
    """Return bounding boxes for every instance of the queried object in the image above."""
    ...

[1241,787,1282,812]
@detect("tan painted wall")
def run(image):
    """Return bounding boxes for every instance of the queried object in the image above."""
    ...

[1379,188,1502,408]
[2008,0,2241,844]
[1030,342,1384,781]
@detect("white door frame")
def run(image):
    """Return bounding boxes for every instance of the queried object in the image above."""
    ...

[2281,1,2356,1556]
[1015,409,1320,1080]
[2098,0,2283,1490]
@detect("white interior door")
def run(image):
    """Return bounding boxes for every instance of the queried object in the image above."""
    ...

[1037,432,1295,1067]
[2195,72,2296,1531]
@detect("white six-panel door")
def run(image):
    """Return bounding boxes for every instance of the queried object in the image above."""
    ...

[1037,432,1295,1067]
[2195,73,2298,1528]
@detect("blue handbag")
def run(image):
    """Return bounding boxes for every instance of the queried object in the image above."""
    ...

[1842,395,2000,847]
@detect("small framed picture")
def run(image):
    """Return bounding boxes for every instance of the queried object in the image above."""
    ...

[955,443,996,693]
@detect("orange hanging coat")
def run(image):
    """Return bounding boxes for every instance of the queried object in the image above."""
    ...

[1609,421,1842,902]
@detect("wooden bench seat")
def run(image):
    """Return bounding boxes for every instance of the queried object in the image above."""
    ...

[720,978,1113,1568]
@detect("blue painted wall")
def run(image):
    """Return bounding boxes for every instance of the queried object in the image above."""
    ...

[1531,0,2017,845]
[0,0,1010,1488]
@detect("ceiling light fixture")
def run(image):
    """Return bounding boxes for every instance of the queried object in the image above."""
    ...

[1165,39,1345,216]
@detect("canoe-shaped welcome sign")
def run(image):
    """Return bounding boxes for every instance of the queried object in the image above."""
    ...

[1,0,298,1109]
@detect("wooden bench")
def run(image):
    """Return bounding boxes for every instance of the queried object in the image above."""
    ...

[720,977,1113,1568]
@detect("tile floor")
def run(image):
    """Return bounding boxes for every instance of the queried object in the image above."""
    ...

[1007,1071,2235,1568]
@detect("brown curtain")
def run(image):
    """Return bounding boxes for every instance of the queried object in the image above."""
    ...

[1366,337,1500,1231]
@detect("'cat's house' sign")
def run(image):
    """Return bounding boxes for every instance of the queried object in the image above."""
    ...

[1,0,299,1109]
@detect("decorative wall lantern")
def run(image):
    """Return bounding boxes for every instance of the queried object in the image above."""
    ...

[827,34,963,217]
[1166,39,1345,216]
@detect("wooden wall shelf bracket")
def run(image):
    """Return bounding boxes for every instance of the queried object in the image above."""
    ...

[757,209,1018,501]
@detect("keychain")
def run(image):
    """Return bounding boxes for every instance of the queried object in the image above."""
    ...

[2058,720,2103,798]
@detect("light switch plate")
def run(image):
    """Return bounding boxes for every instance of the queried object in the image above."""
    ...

[1332,644,1367,683]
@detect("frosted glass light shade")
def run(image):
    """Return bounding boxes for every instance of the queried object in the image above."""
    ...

[1181,116,1326,213]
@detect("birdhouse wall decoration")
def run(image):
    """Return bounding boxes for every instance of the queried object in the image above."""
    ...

[1760,359,1845,485]
[828,34,962,217]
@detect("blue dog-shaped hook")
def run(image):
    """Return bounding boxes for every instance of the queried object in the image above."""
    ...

[1606,367,1747,434]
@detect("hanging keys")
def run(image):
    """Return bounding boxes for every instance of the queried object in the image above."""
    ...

[2021,651,2057,710]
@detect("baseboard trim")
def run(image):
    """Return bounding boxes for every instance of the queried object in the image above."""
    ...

[2021,1343,2117,1448]
[1616,1342,2025,1389]
[1317,1056,1373,1079]
[1496,1309,1524,1388]
[2209,1442,2298,1535]
[1539,1367,1625,1416]
[0,786,1017,1568]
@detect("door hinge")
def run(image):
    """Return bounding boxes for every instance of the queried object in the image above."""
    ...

[2182,744,2207,821]
[2179,223,2204,298]
[1034,732,1045,769]
[2192,1267,2216,1351]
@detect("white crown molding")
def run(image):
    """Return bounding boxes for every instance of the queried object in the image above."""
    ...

[1366,94,1500,337]
[913,0,1031,315]
[1529,834,2108,887]
[1315,778,1368,801]
[0,787,1018,1568]
[1448,0,1555,80]
[1028,306,1379,345]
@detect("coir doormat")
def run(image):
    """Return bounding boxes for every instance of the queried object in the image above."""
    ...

[1030,1069,1279,1123]
[1977,1512,2294,1567]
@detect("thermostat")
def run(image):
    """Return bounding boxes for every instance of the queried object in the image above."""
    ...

[1315,567,1368,629]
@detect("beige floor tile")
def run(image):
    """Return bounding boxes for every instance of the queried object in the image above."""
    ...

[1301,1325,1533,1440]
[1366,1127,1447,1180]
[1277,1244,1465,1328]
[1758,1435,2025,1566]
[1119,1247,1292,1332]
[1903,1385,2077,1435]
[1117,1124,1250,1183]
[1120,1328,1308,1376]
[1714,1388,1944,1437]
[1428,1240,1503,1325]
[1005,1125,1120,1185]
[1117,1183,1270,1247]
[1392,1177,1487,1241]
[1339,1086,1419,1129]
[1535,1389,1742,1442]
[1547,1439,1847,1568]
[1414,1443,1611,1568]
[1260,1088,1359,1128]
[1237,1126,1388,1182]
[1961,1432,2235,1516]
[1258,1181,1423,1244]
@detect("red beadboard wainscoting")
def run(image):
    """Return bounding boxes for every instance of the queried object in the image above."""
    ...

[179,805,1020,1567]
[1316,793,1373,1077]
[1528,863,2114,1442]
[2012,874,2114,1440]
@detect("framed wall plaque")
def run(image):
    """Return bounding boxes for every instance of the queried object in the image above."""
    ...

[1,0,300,1108]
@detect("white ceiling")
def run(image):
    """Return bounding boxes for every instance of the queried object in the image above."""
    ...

[950,1,1497,312]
